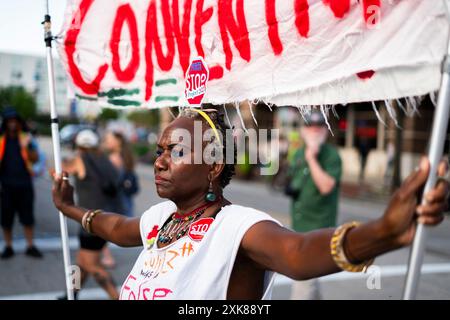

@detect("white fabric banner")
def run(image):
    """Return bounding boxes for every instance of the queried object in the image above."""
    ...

[57,0,449,108]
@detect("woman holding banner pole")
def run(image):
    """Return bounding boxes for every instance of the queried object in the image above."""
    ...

[51,109,449,300]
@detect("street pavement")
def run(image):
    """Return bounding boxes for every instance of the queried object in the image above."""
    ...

[0,137,449,300]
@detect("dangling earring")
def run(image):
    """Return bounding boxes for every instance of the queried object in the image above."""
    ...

[205,180,216,202]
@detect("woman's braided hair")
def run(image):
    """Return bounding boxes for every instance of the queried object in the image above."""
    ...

[178,107,236,188]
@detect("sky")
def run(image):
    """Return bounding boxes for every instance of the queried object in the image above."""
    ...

[0,0,67,56]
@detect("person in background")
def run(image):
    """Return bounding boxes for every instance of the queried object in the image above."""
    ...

[285,110,342,300]
[102,131,139,217]
[0,107,42,259]
[100,131,139,268]
[57,129,122,299]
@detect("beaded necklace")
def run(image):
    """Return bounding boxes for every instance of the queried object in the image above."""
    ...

[158,199,220,244]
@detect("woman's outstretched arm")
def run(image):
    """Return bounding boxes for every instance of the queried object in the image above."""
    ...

[241,157,449,280]
[52,172,142,247]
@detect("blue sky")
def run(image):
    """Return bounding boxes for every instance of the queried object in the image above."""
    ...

[0,0,67,56]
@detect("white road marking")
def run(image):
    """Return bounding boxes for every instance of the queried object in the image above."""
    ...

[0,288,111,300]
[0,237,123,251]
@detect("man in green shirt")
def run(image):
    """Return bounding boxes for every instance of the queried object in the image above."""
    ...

[286,110,342,299]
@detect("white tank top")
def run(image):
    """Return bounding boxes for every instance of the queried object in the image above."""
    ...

[119,201,282,300]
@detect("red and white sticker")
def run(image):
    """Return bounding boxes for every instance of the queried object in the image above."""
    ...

[188,218,214,242]
[185,57,209,107]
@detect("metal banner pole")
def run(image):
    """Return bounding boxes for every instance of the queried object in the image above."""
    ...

[43,5,74,300]
[403,0,450,299]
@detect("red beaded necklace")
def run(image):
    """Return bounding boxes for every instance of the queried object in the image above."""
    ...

[158,197,221,244]
[172,201,216,221]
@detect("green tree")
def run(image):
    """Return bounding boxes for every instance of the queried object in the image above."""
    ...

[126,109,160,128]
[98,108,120,123]
[0,86,37,119]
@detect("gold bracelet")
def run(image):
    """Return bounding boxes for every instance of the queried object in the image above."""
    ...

[85,209,102,234]
[81,210,93,232]
[330,221,374,273]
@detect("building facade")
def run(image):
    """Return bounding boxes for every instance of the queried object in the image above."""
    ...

[224,98,448,188]
[0,51,70,116]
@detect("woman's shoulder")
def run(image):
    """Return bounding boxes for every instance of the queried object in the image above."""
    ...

[219,204,282,226]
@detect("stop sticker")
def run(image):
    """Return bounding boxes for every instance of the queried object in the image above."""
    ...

[185,57,209,106]
[188,218,214,242]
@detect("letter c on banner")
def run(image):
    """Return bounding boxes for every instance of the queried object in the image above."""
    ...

[64,0,108,95]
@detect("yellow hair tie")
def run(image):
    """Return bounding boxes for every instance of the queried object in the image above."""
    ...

[189,108,222,147]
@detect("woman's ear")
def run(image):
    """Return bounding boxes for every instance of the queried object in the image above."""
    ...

[209,163,225,182]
